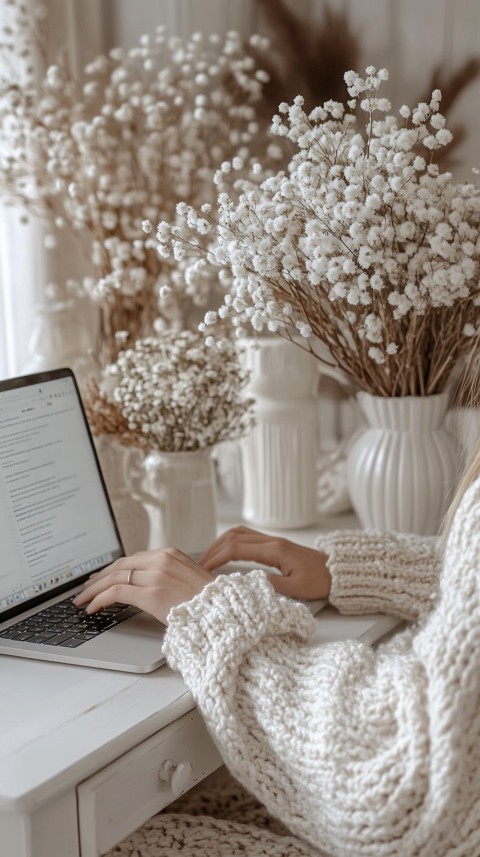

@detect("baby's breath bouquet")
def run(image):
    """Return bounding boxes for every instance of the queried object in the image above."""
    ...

[155,66,480,397]
[0,2,269,363]
[86,331,254,454]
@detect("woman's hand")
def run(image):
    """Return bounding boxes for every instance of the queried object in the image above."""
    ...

[73,548,213,625]
[200,526,331,601]
[73,527,331,623]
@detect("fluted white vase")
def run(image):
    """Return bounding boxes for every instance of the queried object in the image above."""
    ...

[241,338,319,528]
[346,392,461,535]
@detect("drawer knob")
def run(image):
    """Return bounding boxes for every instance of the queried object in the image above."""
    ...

[158,760,194,796]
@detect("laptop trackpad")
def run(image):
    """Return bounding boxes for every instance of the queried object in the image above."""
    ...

[80,611,165,671]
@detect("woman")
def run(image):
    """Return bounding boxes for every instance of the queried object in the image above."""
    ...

[74,442,480,856]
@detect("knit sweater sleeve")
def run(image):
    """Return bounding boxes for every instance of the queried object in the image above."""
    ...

[316,529,441,621]
[163,478,480,857]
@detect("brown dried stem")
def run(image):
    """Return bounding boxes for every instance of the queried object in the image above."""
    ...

[250,0,359,122]
[83,379,149,451]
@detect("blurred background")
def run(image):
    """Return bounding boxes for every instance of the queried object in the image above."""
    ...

[0,0,479,449]
[102,0,480,178]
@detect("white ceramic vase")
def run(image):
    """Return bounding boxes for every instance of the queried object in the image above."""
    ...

[131,447,217,557]
[241,337,319,528]
[346,392,461,535]
[94,437,150,555]
[22,300,94,385]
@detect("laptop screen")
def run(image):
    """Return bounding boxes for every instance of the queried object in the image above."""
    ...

[0,369,123,619]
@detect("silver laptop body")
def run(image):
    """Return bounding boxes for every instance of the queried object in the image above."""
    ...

[0,368,165,673]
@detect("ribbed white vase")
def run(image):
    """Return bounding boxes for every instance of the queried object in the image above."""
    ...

[241,338,319,528]
[346,392,461,535]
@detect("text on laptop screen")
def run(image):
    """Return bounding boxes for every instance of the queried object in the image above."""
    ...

[0,375,123,614]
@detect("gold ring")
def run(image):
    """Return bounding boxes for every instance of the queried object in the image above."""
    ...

[127,568,137,585]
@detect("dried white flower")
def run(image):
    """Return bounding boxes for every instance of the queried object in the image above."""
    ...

[156,66,480,396]
[0,11,272,361]
[106,331,254,452]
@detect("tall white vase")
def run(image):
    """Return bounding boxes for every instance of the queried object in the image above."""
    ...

[346,393,461,535]
[241,338,319,528]
[131,448,218,557]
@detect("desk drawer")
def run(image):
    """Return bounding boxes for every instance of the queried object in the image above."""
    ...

[77,709,223,857]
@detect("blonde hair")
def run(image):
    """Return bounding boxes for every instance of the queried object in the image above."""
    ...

[442,351,480,538]
[443,440,480,538]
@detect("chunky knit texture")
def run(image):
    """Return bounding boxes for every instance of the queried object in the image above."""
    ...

[106,477,480,856]
[317,529,440,621]
[106,813,319,856]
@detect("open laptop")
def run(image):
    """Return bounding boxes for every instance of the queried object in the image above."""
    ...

[0,368,165,673]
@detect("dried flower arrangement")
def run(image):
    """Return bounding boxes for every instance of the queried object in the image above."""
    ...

[85,332,254,453]
[0,2,270,363]
[154,66,480,398]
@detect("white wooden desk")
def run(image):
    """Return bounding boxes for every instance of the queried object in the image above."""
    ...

[0,512,400,857]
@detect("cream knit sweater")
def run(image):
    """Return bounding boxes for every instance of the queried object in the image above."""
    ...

[160,477,480,857]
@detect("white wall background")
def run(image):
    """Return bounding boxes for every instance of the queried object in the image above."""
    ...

[100,0,259,43]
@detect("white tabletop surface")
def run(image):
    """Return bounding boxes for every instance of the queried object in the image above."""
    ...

[0,655,193,811]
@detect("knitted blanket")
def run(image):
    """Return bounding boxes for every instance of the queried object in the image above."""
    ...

[103,771,319,856]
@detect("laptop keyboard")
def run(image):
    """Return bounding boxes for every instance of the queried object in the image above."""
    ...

[0,596,139,648]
